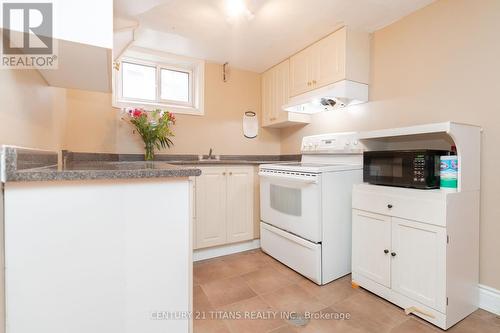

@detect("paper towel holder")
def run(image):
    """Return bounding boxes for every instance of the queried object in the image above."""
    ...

[243,111,258,139]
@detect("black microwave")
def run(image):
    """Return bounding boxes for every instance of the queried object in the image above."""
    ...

[363,150,450,189]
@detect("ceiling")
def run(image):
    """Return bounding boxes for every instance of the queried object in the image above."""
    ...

[114,0,435,72]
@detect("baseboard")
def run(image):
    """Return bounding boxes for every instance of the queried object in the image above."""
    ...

[193,239,261,262]
[479,284,500,315]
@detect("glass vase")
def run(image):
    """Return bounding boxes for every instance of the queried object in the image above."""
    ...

[145,142,155,161]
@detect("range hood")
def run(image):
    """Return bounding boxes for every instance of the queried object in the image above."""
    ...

[283,80,369,114]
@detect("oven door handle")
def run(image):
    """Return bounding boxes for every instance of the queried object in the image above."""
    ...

[258,172,319,184]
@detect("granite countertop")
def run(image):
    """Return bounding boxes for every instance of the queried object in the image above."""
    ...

[62,151,302,166]
[1,147,202,182]
[1,148,301,183]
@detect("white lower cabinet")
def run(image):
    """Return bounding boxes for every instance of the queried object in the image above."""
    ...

[352,210,391,288]
[391,217,447,313]
[352,210,447,313]
[194,166,254,249]
[194,167,227,248]
[226,167,254,243]
[352,184,479,330]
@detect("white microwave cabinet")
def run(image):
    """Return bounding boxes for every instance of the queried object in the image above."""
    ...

[352,184,479,330]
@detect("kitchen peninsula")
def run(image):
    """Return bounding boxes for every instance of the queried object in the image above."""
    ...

[0,146,201,333]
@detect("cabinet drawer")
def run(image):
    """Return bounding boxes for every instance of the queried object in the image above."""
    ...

[352,189,446,227]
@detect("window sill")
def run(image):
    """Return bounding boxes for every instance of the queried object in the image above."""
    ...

[113,100,204,116]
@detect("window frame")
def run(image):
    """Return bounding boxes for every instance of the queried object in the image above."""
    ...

[120,60,158,104]
[113,48,205,116]
[158,65,193,107]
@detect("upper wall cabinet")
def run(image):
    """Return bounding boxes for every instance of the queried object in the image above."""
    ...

[261,26,369,127]
[289,27,370,97]
[262,60,311,128]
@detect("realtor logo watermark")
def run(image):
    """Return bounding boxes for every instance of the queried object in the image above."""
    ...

[1,2,58,69]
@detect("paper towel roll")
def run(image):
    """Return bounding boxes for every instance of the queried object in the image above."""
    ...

[243,111,258,139]
[440,155,458,189]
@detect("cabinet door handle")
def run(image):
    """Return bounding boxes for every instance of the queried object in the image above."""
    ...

[387,204,393,209]
[222,172,226,176]
[391,252,397,257]
[312,80,317,84]
[229,172,233,176]
[384,249,389,254]
[307,81,311,86]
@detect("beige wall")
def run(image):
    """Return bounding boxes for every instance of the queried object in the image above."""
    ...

[0,70,65,150]
[281,0,500,289]
[63,62,281,155]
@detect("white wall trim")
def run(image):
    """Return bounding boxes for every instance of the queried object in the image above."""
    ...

[479,284,500,315]
[193,239,260,262]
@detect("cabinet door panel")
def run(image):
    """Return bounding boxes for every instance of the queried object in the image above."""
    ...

[226,167,254,243]
[262,59,310,128]
[316,29,346,87]
[289,48,311,96]
[261,70,273,127]
[391,218,447,312]
[195,167,227,249]
[352,209,391,287]
[274,60,289,123]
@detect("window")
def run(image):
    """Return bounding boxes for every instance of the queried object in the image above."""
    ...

[114,48,205,115]
[160,68,190,103]
[122,62,156,101]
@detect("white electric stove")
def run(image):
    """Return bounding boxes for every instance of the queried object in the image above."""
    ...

[259,132,363,285]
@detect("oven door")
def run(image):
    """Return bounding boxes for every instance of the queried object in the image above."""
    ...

[259,170,322,243]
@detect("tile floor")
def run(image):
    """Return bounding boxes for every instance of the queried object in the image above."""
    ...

[193,249,500,333]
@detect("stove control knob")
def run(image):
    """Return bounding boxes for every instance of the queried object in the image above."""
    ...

[353,140,359,146]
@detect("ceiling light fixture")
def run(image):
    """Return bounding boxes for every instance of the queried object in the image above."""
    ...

[225,0,253,20]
